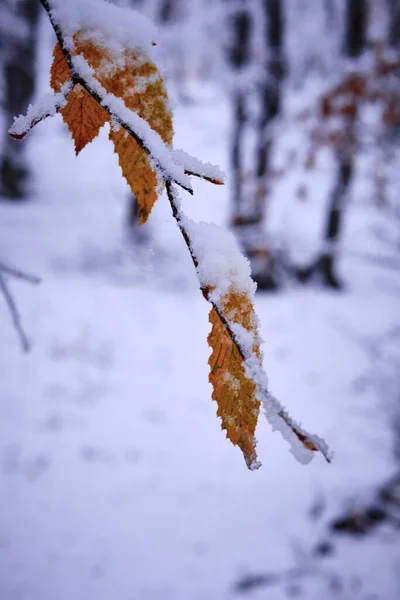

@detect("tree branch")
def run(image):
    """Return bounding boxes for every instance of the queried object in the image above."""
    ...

[0,261,41,284]
[9,84,73,139]
[0,262,41,352]
[165,181,332,464]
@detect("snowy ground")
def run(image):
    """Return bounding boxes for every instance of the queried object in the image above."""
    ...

[1,23,400,600]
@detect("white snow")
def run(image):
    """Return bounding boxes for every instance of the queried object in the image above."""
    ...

[172,148,226,183]
[9,83,72,138]
[49,0,157,55]
[183,218,256,298]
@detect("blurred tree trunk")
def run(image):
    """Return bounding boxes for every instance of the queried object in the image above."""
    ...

[388,0,400,47]
[229,0,286,290]
[227,5,252,216]
[0,0,40,200]
[158,0,176,23]
[298,0,368,289]
[251,0,285,289]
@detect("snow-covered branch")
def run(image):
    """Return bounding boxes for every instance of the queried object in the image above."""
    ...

[165,182,332,465]
[9,83,73,140]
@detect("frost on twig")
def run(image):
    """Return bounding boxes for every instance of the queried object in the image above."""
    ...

[9,83,73,139]
[0,261,41,352]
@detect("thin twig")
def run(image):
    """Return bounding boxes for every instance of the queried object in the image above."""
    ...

[0,262,41,352]
[165,181,332,463]
[9,85,73,139]
[166,179,244,354]
[0,261,41,284]
[0,273,31,352]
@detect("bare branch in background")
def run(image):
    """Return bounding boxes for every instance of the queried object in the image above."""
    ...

[0,261,41,352]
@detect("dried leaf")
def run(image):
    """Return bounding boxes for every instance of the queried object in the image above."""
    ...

[50,42,70,91]
[208,289,261,469]
[50,43,108,154]
[105,49,173,224]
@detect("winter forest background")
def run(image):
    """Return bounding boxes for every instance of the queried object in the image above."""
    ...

[1,0,400,598]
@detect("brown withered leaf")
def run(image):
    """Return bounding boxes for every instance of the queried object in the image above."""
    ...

[68,33,173,223]
[104,49,173,224]
[50,43,71,91]
[50,37,172,221]
[208,290,261,469]
[50,43,108,154]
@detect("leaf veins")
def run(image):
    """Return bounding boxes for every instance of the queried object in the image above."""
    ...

[50,42,108,154]
[208,290,261,469]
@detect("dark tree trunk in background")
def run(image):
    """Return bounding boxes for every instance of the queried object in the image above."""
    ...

[255,0,284,213]
[158,0,176,23]
[298,157,353,288]
[298,0,367,289]
[0,0,40,200]
[250,0,285,289]
[344,0,367,57]
[229,0,286,290]
[388,0,400,47]
[228,6,252,214]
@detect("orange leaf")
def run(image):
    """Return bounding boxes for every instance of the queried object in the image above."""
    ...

[72,33,172,224]
[50,42,108,155]
[208,289,261,469]
[50,43,71,91]
[50,35,172,219]
[109,129,159,224]
[103,48,173,224]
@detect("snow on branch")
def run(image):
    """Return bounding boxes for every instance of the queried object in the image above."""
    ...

[172,149,226,185]
[9,83,73,139]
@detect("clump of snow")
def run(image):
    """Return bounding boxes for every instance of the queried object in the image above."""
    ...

[9,83,73,138]
[49,0,157,55]
[172,149,226,184]
[181,217,256,298]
